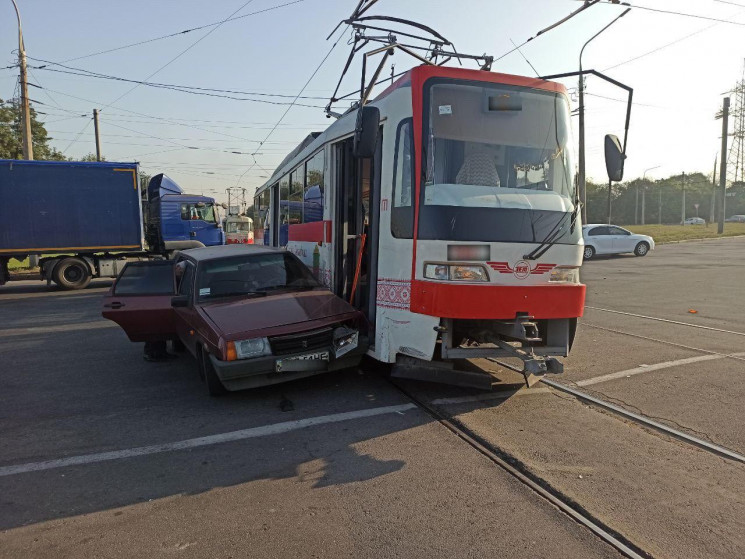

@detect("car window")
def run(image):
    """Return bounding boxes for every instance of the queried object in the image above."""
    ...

[113,262,174,295]
[197,252,320,300]
[178,262,196,297]
[587,226,609,236]
[610,227,630,236]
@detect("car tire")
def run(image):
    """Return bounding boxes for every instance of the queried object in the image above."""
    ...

[583,246,595,260]
[200,347,227,397]
[634,242,650,257]
[53,257,91,290]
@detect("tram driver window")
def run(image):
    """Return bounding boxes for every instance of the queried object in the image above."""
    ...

[391,118,414,238]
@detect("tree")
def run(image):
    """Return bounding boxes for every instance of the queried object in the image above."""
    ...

[0,98,66,161]
[76,153,105,162]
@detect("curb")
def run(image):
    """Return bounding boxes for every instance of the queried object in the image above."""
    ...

[656,234,745,245]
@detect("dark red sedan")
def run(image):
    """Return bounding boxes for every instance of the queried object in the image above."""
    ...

[102,245,367,395]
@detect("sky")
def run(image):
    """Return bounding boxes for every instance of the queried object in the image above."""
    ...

[1,0,743,205]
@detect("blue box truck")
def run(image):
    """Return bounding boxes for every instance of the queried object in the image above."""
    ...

[0,159,224,289]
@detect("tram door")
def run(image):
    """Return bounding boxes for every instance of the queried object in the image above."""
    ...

[333,133,381,338]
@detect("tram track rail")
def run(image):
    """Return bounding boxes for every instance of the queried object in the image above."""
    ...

[585,307,745,338]
[487,359,745,466]
[388,379,653,559]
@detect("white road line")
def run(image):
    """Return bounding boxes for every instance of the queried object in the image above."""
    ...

[585,306,745,337]
[0,404,417,478]
[0,321,118,338]
[431,352,745,406]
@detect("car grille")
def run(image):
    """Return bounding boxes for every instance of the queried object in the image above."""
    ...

[269,327,334,356]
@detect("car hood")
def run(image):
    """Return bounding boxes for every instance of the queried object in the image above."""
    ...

[199,289,359,339]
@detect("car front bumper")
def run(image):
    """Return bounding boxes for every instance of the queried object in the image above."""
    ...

[208,336,369,391]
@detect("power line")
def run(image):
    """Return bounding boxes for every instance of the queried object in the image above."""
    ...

[600,1,745,26]
[56,0,307,64]
[603,7,745,71]
[61,118,93,154]
[235,25,348,187]
[29,57,328,100]
[103,0,259,109]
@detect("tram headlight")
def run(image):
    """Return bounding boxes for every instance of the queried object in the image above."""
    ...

[549,266,580,284]
[424,263,489,282]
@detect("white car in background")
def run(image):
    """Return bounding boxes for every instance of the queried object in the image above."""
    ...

[582,224,655,260]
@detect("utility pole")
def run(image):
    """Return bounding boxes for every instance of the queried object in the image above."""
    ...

[681,171,686,224]
[641,166,659,226]
[634,183,638,224]
[718,97,730,234]
[641,184,646,224]
[11,0,33,160]
[93,109,102,161]
[607,180,612,224]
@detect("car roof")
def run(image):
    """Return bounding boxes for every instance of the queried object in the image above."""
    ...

[180,244,283,262]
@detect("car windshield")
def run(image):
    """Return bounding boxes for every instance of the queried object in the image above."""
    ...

[419,79,579,244]
[197,252,319,300]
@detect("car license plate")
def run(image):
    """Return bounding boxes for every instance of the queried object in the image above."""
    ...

[275,351,329,373]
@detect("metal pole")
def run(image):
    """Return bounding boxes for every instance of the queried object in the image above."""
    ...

[11,0,33,160]
[93,109,101,161]
[659,185,662,224]
[634,185,638,224]
[681,171,686,224]
[607,180,612,224]
[718,97,730,234]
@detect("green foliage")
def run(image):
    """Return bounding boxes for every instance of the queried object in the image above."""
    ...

[0,98,66,161]
[76,153,105,162]
[585,172,745,225]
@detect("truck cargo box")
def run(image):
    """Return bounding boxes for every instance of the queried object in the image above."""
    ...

[0,159,144,256]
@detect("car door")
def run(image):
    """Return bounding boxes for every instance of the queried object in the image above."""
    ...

[172,260,202,357]
[609,227,636,252]
[102,261,177,342]
[587,226,613,254]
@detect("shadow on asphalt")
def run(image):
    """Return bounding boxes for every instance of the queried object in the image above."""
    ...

[0,281,514,531]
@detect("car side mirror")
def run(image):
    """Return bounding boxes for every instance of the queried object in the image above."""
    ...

[171,295,189,307]
[352,106,380,158]
[604,134,625,182]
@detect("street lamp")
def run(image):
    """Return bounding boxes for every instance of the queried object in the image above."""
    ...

[639,165,660,225]
[578,6,631,225]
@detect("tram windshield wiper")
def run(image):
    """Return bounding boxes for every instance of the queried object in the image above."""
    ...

[523,202,581,261]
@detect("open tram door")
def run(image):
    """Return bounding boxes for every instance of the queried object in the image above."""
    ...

[333,107,382,344]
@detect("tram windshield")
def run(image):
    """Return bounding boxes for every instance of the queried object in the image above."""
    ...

[420,80,579,244]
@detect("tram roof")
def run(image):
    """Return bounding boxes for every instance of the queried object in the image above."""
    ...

[254,66,567,197]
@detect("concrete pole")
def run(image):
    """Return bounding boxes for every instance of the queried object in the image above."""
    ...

[641,186,646,225]
[93,109,101,161]
[681,172,686,224]
[11,0,33,160]
[718,97,730,234]
[634,184,638,224]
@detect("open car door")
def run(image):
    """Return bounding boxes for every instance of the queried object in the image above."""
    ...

[102,260,177,342]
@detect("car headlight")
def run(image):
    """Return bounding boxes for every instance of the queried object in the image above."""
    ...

[424,263,489,282]
[549,266,580,283]
[227,337,271,361]
[333,326,359,358]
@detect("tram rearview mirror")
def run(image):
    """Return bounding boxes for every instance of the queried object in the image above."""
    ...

[353,106,380,158]
[604,134,625,182]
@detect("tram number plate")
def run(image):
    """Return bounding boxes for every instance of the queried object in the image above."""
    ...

[276,351,329,372]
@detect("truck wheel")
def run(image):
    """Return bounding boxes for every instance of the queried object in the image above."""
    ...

[53,258,91,290]
[200,348,227,397]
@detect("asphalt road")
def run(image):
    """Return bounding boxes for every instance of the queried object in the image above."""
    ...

[1,237,744,558]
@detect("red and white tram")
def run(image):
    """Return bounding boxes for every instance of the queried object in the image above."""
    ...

[254,65,588,384]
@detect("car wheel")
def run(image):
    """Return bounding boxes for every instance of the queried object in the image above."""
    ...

[634,242,649,257]
[583,246,595,260]
[53,257,91,290]
[200,347,227,397]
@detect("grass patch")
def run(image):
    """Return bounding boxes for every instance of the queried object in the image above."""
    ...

[625,223,745,243]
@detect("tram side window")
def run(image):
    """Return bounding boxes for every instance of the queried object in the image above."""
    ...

[391,118,414,238]
[304,151,324,223]
[279,175,290,246]
[289,169,303,226]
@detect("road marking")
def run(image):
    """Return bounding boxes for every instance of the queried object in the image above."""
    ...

[585,306,745,337]
[0,403,417,477]
[0,321,118,338]
[430,352,745,406]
